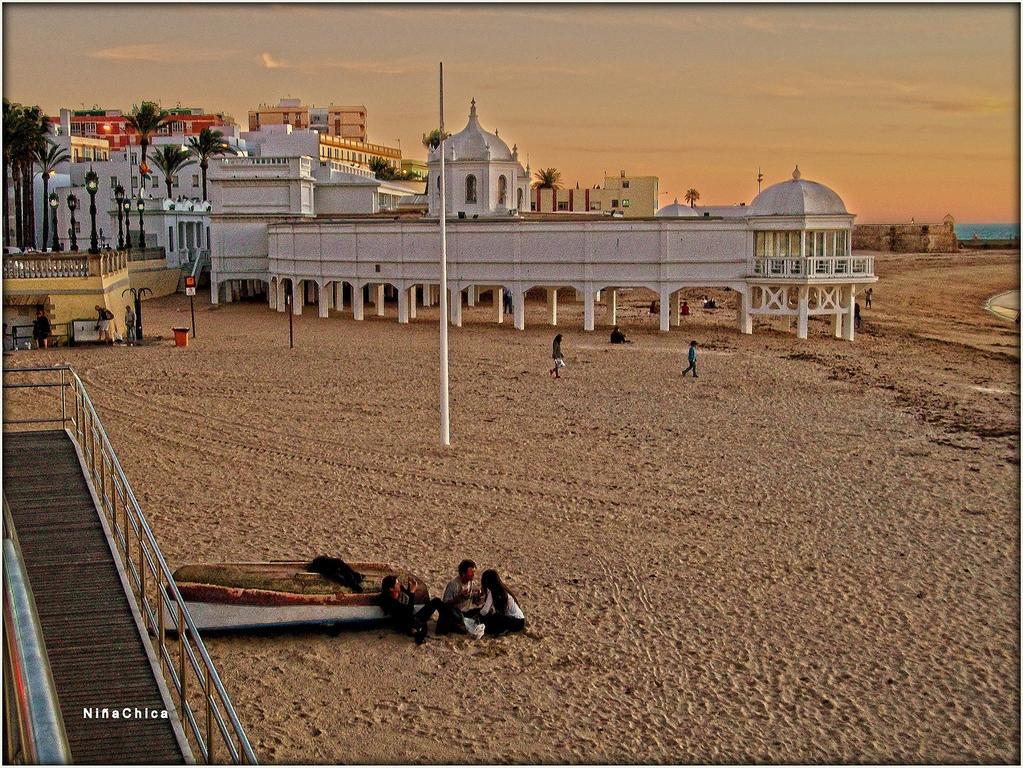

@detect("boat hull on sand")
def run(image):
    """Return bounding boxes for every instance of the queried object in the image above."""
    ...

[169,560,430,632]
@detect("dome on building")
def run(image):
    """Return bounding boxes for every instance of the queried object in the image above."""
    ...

[438,99,514,162]
[750,166,847,216]
[656,198,703,218]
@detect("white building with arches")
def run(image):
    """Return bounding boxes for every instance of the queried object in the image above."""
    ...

[209,102,875,342]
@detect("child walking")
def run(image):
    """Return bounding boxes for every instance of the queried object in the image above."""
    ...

[549,334,566,378]
[681,340,698,378]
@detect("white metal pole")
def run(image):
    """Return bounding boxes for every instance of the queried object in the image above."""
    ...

[438,63,451,446]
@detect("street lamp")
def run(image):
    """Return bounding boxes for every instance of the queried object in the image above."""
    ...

[136,197,146,249]
[85,168,99,255]
[67,193,79,252]
[48,192,60,252]
[123,199,133,249]
[114,185,125,249]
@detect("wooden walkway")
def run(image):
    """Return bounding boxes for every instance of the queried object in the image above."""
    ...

[3,430,187,764]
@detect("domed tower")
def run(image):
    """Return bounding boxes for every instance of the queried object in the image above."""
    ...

[743,166,873,341]
[427,99,524,217]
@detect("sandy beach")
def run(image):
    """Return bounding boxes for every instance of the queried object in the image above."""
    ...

[4,249,1019,763]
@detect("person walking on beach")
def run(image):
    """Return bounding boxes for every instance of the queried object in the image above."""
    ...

[124,305,137,346]
[32,308,51,350]
[864,288,873,309]
[479,569,525,636]
[681,340,698,378]
[855,302,862,330]
[439,559,485,638]
[377,574,445,645]
[550,334,566,378]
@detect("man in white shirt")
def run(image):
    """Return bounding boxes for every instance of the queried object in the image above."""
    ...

[438,559,484,636]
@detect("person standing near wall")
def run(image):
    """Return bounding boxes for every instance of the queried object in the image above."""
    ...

[32,308,51,349]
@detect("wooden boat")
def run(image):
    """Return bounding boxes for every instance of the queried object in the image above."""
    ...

[168,560,430,632]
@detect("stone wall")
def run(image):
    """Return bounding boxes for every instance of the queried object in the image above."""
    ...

[852,221,958,253]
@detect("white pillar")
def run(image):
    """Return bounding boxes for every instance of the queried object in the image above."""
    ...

[844,284,856,342]
[398,285,409,323]
[276,279,286,313]
[352,283,364,320]
[224,281,233,303]
[547,288,558,326]
[408,286,417,320]
[450,287,463,327]
[467,285,476,306]
[513,290,525,331]
[210,280,220,305]
[375,284,385,316]
[583,288,595,332]
[334,282,343,311]
[797,285,809,339]
[606,288,617,325]
[269,279,278,310]
[494,287,504,324]
[318,282,330,318]
[669,290,680,327]
[659,286,670,332]
[739,289,753,335]
[833,302,842,338]
[292,280,303,315]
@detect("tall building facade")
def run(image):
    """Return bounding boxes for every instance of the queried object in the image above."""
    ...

[248,98,367,142]
[47,107,235,152]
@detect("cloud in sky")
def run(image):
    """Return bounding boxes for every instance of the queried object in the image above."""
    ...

[91,44,232,63]
[260,52,288,69]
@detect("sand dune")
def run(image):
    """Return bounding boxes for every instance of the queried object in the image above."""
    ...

[5,249,1018,763]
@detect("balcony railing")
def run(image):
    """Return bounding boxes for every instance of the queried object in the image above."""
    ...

[2,251,129,279]
[749,255,874,279]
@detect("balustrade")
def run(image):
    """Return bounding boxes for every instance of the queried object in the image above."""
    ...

[3,250,130,280]
[749,255,874,279]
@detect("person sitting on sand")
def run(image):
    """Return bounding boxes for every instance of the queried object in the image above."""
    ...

[609,325,629,344]
[439,559,486,638]
[378,574,446,645]
[479,569,525,636]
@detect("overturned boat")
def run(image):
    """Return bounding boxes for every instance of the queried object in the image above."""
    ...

[169,560,430,632]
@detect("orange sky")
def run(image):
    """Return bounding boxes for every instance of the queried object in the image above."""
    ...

[3,3,1019,222]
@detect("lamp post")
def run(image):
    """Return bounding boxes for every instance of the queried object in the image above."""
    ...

[67,193,79,252]
[85,168,99,255]
[114,185,125,249]
[123,200,132,249]
[136,197,146,249]
[48,193,60,252]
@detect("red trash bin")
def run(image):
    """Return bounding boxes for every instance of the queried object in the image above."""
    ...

[172,327,190,348]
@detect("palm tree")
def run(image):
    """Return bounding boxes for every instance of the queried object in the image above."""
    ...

[3,99,23,247]
[684,188,700,208]
[187,127,237,201]
[532,167,562,190]
[149,145,196,199]
[35,140,70,251]
[421,129,448,195]
[124,101,170,189]
[368,156,398,181]
[4,104,48,248]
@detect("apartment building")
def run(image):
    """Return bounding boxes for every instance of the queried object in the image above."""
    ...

[248,98,367,142]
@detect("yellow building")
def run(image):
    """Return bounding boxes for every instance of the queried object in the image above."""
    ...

[531,172,659,218]
[248,98,368,142]
[316,133,402,172]
[2,249,179,345]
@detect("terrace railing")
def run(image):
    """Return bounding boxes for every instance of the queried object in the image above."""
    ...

[749,255,874,279]
[2,366,258,765]
[3,251,129,279]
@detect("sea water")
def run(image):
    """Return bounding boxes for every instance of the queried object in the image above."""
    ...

[954,223,1020,241]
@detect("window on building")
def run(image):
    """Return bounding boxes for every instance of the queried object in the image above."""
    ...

[611,199,619,208]
[131,175,138,189]
[110,176,118,188]
[172,175,179,188]
[74,221,81,234]
[168,226,174,252]
[192,174,200,188]
[590,202,602,211]
[622,199,630,207]
[622,180,630,188]
[517,188,523,211]
[498,175,507,206]
[557,201,569,211]
[465,174,477,204]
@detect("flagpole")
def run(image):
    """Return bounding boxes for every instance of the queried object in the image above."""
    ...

[438,62,451,446]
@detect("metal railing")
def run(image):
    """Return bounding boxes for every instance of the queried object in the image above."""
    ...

[3,498,72,765]
[749,255,874,279]
[2,366,258,764]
